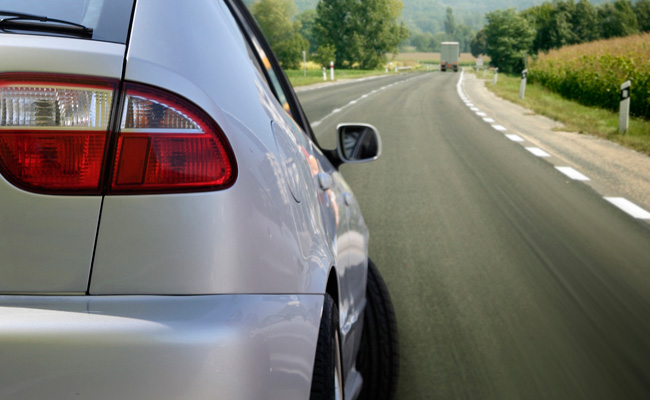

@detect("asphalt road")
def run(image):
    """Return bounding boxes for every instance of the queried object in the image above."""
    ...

[298,71,650,400]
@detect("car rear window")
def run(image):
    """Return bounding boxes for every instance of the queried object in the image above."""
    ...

[0,0,135,44]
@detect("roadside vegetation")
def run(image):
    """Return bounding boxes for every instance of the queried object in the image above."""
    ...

[529,33,650,120]
[479,70,650,156]
[473,0,650,74]
[286,63,387,86]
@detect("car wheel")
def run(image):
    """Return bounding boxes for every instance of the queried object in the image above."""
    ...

[310,294,344,400]
[357,258,399,400]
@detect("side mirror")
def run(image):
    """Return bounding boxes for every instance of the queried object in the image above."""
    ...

[336,123,382,164]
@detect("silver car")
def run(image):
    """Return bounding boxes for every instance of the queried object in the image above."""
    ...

[0,0,398,399]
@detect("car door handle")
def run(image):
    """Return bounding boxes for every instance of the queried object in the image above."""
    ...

[317,172,333,191]
[343,193,354,206]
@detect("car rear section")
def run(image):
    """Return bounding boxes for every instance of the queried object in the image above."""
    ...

[0,0,335,399]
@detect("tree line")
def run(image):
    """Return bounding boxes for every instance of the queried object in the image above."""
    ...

[409,7,476,53]
[250,0,409,69]
[471,0,650,73]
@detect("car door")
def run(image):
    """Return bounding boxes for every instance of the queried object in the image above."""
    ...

[221,0,370,378]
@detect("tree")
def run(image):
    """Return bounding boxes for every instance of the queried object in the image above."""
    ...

[599,0,639,39]
[315,0,409,69]
[444,7,456,40]
[455,24,475,53]
[470,28,487,57]
[523,1,576,53]
[485,9,535,73]
[251,0,308,69]
[411,33,434,52]
[573,0,600,43]
[296,9,318,53]
[635,0,650,32]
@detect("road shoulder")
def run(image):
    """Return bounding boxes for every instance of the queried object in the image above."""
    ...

[461,71,650,219]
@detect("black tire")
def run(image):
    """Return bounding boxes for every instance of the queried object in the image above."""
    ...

[310,294,344,400]
[356,259,399,400]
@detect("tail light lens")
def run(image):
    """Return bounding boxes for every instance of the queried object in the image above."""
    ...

[111,83,236,193]
[0,74,116,194]
[0,74,236,195]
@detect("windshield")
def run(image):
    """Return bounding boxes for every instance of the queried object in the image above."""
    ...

[0,0,134,43]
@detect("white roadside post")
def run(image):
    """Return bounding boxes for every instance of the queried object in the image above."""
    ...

[519,69,528,99]
[322,67,326,81]
[493,68,498,85]
[302,50,306,77]
[619,80,631,134]
[330,61,334,81]
[388,62,392,73]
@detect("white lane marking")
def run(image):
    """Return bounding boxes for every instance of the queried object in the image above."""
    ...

[492,125,507,131]
[476,112,487,117]
[556,166,590,181]
[506,134,524,142]
[526,147,551,157]
[470,107,480,111]
[466,103,475,107]
[311,75,418,128]
[483,118,495,123]
[605,197,650,219]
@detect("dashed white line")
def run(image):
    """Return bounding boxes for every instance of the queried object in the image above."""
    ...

[505,134,524,142]
[332,108,342,114]
[605,198,650,219]
[556,166,590,181]
[466,103,475,107]
[492,125,507,131]
[526,147,551,157]
[483,118,495,123]
[476,112,487,117]
[470,107,480,112]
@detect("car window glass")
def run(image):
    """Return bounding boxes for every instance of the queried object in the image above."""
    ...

[214,0,268,85]
[0,0,134,43]
[248,36,292,116]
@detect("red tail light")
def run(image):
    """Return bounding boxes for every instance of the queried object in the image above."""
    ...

[0,74,236,195]
[110,83,236,193]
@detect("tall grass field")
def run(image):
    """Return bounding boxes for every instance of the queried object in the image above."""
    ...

[529,33,650,120]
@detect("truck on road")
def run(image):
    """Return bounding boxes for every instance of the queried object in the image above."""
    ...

[440,42,459,72]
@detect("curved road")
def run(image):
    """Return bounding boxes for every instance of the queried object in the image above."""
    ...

[298,71,650,399]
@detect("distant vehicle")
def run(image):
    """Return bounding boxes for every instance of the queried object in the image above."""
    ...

[0,0,399,399]
[440,42,459,72]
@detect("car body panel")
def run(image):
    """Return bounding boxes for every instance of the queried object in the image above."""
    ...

[0,294,322,400]
[0,36,124,294]
[91,0,334,295]
[0,0,375,397]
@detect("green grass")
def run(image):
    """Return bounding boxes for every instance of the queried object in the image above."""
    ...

[480,71,650,156]
[286,68,388,87]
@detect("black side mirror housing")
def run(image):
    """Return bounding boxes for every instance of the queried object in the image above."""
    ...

[336,123,382,164]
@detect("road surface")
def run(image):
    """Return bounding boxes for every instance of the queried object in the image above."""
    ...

[298,71,650,399]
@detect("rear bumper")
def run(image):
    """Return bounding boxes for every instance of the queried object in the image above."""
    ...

[0,294,323,400]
